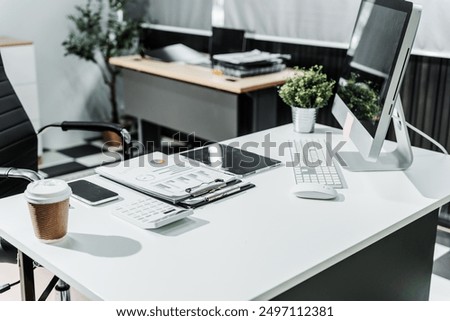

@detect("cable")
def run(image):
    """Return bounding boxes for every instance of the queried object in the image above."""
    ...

[405,121,449,155]
[392,118,449,228]
[37,123,62,135]
[0,280,20,294]
[391,115,449,155]
[0,266,37,294]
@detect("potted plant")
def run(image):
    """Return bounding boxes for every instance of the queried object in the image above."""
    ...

[62,0,139,144]
[337,73,380,135]
[279,65,335,133]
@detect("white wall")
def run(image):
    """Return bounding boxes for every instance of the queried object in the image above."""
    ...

[225,0,358,47]
[146,0,450,59]
[0,0,111,149]
[223,0,450,59]
[148,0,212,30]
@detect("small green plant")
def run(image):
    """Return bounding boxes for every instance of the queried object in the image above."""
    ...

[62,0,139,123]
[278,65,335,109]
[338,73,380,121]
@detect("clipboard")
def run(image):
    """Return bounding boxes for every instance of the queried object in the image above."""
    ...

[95,152,255,207]
[180,180,255,208]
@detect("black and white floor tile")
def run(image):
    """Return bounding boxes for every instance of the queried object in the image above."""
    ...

[38,139,123,180]
[430,228,450,300]
[37,135,188,180]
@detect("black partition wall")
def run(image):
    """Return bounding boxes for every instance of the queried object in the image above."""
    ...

[140,27,450,153]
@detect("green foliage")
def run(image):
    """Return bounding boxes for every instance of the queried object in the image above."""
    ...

[278,65,335,109]
[63,0,138,65]
[338,73,380,121]
[62,0,139,122]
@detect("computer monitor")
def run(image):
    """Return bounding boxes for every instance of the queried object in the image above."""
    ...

[331,0,421,171]
[209,27,246,61]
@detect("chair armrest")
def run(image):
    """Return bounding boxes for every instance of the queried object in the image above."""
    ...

[38,121,132,160]
[60,121,127,139]
[0,167,44,182]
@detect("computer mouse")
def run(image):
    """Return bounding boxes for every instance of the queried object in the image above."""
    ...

[290,183,337,200]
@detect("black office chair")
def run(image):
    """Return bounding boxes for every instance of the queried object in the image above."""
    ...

[0,51,131,300]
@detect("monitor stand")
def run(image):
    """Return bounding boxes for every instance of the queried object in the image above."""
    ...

[338,98,414,172]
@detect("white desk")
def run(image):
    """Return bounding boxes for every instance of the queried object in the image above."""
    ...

[1,124,450,300]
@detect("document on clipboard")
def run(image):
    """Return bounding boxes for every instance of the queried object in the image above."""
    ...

[95,152,254,206]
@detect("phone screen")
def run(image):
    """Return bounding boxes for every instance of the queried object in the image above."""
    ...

[68,180,119,205]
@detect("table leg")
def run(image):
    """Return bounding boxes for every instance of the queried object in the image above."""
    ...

[55,280,71,301]
[249,88,278,132]
[140,119,162,154]
[18,251,35,301]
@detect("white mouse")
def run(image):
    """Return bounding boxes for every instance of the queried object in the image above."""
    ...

[290,183,337,200]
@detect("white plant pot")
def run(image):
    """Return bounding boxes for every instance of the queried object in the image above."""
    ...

[291,107,317,133]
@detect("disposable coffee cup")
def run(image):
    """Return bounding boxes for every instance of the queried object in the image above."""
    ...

[24,179,72,243]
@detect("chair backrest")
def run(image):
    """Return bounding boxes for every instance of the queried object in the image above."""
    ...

[0,51,38,198]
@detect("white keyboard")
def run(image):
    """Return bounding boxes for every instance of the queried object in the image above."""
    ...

[292,138,345,189]
[112,197,193,229]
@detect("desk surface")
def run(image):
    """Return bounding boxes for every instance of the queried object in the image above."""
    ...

[1,124,450,300]
[0,37,32,48]
[109,55,294,94]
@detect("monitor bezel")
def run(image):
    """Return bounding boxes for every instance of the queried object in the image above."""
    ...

[331,0,417,162]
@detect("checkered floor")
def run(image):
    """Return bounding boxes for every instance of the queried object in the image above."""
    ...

[432,228,450,300]
[37,135,190,181]
[38,139,123,180]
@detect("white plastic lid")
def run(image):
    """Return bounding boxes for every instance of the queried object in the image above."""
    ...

[24,179,72,205]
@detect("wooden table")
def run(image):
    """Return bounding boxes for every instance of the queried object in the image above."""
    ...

[110,55,293,94]
[0,37,33,48]
[110,55,294,144]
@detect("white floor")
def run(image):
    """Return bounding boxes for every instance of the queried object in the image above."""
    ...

[0,259,88,301]
[1,236,450,301]
[429,242,450,300]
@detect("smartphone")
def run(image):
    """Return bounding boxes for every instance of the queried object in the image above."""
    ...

[68,180,119,206]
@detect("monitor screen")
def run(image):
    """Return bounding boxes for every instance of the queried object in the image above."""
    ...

[210,27,245,57]
[331,0,420,167]
[337,0,408,137]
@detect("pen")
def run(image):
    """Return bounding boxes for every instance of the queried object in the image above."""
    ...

[184,182,253,205]
[187,180,227,197]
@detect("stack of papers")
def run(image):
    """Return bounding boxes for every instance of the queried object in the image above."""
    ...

[212,50,290,77]
[143,43,210,65]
